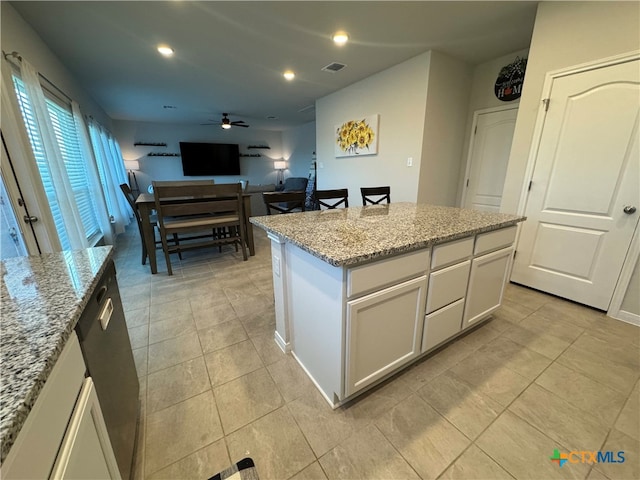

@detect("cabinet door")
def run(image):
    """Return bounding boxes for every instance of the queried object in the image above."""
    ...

[51,377,120,480]
[463,247,512,328]
[345,276,427,397]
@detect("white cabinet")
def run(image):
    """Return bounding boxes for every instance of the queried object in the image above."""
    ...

[463,247,513,328]
[345,276,427,396]
[1,334,118,480]
[52,377,120,480]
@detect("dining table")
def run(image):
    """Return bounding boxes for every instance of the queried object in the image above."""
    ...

[135,192,255,274]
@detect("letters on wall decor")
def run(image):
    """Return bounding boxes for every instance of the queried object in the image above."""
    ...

[495,56,527,101]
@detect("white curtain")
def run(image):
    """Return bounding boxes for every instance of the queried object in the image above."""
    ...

[71,101,114,245]
[88,121,130,234]
[20,60,88,249]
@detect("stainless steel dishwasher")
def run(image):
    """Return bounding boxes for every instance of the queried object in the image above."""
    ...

[75,260,139,480]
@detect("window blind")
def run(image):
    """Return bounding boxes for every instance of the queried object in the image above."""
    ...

[12,75,101,247]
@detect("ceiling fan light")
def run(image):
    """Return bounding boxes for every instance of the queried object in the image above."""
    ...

[221,123,231,130]
[283,70,295,81]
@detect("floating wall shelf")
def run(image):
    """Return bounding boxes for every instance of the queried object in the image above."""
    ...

[247,145,270,149]
[134,142,167,147]
[148,152,180,157]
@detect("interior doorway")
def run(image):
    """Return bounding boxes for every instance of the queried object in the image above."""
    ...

[462,106,518,212]
[511,57,639,310]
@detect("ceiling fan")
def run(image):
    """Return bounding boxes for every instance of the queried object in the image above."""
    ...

[201,113,249,129]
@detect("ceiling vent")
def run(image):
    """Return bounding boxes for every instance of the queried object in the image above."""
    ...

[321,62,347,73]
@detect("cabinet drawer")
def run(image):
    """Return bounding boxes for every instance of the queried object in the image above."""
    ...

[422,298,465,353]
[431,237,474,270]
[426,260,471,314]
[347,249,429,298]
[474,226,517,256]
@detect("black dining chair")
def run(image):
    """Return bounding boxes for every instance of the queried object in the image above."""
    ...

[361,186,391,206]
[120,183,161,265]
[315,189,349,209]
[262,191,306,214]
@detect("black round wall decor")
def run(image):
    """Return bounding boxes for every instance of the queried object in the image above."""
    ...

[495,56,527,101]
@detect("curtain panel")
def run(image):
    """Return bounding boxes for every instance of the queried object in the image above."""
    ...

[20,59,88,250]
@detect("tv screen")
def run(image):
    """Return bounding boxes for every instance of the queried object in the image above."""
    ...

[179,142,240,176]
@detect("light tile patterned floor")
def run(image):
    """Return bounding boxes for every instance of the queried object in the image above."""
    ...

[112,225,640,480]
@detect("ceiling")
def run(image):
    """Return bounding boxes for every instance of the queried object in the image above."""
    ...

[11,1,538,130]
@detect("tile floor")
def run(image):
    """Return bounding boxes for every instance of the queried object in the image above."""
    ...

[112,225,639,480]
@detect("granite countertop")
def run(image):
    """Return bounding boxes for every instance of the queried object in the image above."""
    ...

[250,203,526,266]
[0,246,114,464]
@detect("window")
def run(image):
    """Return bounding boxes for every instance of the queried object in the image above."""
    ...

[12,75,101,247]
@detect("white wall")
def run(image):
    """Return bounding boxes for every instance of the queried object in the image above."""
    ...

[1,3,111,127]
[456,48,529,205]
[315,52,431,205]
[113,120,286,192]
[501,1,640,214]
[418,51,472,206]
[282,121,316,181]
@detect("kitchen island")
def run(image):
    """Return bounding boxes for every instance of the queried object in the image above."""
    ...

[251,203,526,407]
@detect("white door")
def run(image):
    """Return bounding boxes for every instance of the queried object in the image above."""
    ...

[511,59,640,310]
[0,135,40,258]
[463,108,518,212]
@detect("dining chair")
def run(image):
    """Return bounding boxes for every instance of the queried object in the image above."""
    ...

[262,191,306,214]
[361,186,391,206]
[153,182,247,275]
[119,183,161,265]
[315,188,349,209]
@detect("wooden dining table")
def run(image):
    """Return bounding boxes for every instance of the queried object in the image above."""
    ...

[135,192,255,274]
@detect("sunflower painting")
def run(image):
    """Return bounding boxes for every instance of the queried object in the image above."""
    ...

[335,114,379,157]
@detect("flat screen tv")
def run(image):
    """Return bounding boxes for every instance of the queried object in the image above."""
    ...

[179,142,240,176]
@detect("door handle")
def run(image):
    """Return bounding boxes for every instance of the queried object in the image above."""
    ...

[623,205,637,214]
[23,215,38,224]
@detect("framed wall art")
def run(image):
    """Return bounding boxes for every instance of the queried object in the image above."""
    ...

[335,114,379,157]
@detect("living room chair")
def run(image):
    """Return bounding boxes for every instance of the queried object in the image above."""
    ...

[315,188,349,209]
[153,182,247,275]
[361,186,391,206]
[262,191,306,215]
[276,177,308,193]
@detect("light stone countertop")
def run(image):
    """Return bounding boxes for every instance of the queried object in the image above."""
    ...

[250,203,526,267]
[0,246,113,464]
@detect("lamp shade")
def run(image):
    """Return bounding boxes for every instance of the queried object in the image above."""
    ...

[274,161,287,170]
[124,160,140,171]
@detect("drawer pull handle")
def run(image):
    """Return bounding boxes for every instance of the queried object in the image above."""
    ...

[98,298,113,331]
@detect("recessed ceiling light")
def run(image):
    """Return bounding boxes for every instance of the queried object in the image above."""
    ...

[157,45,174,57]
[283,70,295,81]
[332,31,349,46]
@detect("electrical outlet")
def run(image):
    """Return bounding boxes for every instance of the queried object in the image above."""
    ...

[407,157,413,167]
[318,162,324,169]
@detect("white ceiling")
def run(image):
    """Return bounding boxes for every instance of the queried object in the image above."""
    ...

[11,1,538,130]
